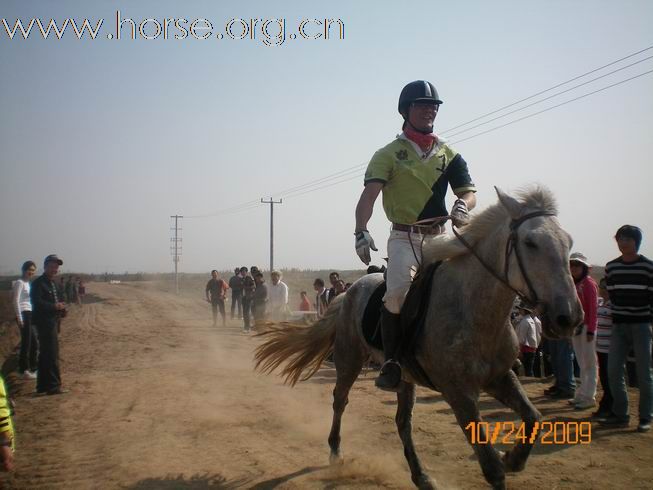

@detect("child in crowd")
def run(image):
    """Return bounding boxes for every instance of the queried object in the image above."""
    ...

[514,304,542,377]
[299,291,311,311]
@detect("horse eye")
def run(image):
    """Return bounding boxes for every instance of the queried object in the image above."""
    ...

[524,240,538,250]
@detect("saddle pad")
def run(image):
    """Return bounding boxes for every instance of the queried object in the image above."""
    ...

[361,261,442,353]
[399,260,442,349]
[361,281,386,350]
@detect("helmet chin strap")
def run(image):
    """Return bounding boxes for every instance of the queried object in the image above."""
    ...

[406,119,434,135]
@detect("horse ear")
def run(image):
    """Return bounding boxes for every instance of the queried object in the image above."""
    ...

[495,186,522,219]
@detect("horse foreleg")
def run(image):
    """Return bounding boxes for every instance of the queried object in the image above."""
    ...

[328,342,364,465]
[447,392,506,490]
[396,383,437,490]
[485,371,542,473]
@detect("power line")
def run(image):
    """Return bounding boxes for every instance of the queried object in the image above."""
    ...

[280,172,364,200]
[444,55,653,139]
[185,163,365,219]
[440,44,653,134]
[450,68,653,145]
[261,68,653,202]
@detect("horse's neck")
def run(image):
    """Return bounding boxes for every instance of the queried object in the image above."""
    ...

[457,227,516,326]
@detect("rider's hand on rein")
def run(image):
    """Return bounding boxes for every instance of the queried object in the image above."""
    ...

[451,199,470,227]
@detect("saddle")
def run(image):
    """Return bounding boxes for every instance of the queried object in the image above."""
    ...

[362,261,442,390]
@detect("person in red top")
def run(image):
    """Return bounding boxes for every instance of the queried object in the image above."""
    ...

[299,291,311,312]
[205,270,228,327]
[569,252,599,409]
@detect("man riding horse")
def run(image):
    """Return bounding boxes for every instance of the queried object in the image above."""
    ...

[354,80,477,391]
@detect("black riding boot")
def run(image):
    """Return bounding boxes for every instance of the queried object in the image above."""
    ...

[375,307,403,392]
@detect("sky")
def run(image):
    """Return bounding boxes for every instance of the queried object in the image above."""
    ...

[1,0,652,275]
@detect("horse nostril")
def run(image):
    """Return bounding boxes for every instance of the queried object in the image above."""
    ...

[556,315,571,328]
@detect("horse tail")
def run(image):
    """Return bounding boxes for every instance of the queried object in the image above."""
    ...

[254,294,344,386]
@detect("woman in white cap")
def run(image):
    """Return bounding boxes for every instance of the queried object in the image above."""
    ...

[569,252,599,410]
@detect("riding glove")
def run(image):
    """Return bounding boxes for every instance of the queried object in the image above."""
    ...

[355,230,377,265]
[451,198,470,227]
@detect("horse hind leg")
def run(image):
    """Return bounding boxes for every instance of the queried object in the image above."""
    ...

[485,370,542,473]
[328,336,365,464]
[396,383,437,490]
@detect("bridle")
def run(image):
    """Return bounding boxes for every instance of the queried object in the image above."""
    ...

[451,211,556,309]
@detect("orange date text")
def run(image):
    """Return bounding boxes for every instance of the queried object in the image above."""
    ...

[464,421,591,445]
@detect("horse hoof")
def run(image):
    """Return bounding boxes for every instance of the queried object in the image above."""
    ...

[415,474,437,490]
[329,452,344,466]
[502,450,525,473]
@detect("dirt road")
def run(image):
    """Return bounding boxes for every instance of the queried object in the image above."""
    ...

[3,282,651,489]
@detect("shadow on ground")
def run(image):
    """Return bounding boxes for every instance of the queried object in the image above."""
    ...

[124,473,247,489]
[250,466,328,489]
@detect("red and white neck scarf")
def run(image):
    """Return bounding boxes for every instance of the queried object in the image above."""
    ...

[404,125,438,153]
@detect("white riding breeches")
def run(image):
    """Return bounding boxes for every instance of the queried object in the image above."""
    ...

[383,229,424,314]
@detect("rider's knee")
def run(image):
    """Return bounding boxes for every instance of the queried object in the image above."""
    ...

[383,290,406,314]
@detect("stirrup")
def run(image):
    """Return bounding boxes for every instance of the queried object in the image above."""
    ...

[375,360,402,392]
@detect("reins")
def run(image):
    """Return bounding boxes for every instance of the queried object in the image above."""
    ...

[404,210,555,307]
[406,216,451,268]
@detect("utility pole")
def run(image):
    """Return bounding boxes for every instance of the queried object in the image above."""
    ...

[170,215,183,294]
[260,198,282,271]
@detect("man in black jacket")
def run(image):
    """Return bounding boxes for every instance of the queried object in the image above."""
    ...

[30,255,68,395]
[229,267,244,320]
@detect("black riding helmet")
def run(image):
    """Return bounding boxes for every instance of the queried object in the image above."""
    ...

[398,80,443,117]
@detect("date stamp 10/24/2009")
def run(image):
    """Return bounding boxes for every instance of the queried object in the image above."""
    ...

[465,421,592,445]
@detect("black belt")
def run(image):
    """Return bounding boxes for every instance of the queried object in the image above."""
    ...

[392,223,444,235]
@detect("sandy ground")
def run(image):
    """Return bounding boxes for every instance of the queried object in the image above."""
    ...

[2,281,652,489]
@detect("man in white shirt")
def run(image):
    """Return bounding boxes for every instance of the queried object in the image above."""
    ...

[268,271,289,321]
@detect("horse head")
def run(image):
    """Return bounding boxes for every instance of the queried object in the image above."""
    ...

[496,186,584,339]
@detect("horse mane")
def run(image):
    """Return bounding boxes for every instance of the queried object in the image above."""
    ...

[423,185,558,264]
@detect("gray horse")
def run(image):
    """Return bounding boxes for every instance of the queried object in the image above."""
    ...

[255,186,583,489]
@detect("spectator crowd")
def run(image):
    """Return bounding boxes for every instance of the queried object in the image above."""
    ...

[510,224,651,433]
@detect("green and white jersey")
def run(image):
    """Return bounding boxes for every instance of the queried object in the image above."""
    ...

[364,135,475,225]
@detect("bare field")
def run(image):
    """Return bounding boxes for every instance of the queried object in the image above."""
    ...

[0,280,651,489]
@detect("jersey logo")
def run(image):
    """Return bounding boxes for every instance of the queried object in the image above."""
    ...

[395,149,409,161]
[436,154,446,172]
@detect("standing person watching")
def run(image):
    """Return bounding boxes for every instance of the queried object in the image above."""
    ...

[268,271,289,321]
[30,254,68,396]
[602,225,653,432]
[514,304,542,377]
[299,291,312,312]
[313,278,330,319]
[568,252,598,410]
[354,80,476,391]
[241,268,256,333]
[252,271,268,327]
[12,261,38,379]
[229,267,244,320]
[205,270,228,327]
[594,278,615,420]
[327,272,340,305]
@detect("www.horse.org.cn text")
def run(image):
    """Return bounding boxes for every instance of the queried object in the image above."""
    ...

[1,11,345,46]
